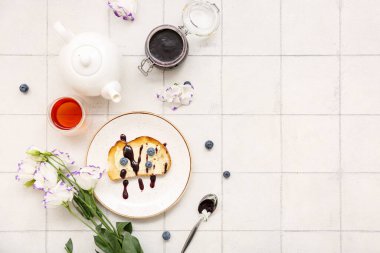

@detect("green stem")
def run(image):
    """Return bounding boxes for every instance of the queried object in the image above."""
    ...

[66,205,97,234]
[74,194,114,232]
[91,192,117,233]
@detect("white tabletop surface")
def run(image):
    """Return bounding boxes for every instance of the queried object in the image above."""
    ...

[1,0,380,252]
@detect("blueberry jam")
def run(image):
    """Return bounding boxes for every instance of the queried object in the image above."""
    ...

[149,29,184,62]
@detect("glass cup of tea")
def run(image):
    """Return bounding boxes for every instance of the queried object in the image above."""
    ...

[48,96,87,135]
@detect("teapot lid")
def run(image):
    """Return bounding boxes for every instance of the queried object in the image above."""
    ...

[182,1,220,36]
[71,45,102,76]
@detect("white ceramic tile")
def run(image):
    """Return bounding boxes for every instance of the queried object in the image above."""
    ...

[133,231,164,253]
[283,232,340,253]
[164,115,221,172]
[282,0,339,55]
[47,231,95,253]
[223,231,281,253]
[342,174,380,230]
[342,232,380,253]
[224,173,281,230]
[0,0,46,54]
[164,0,221,55]
[0,115,46,172]
[163,56,221,114]
[0,56,46,114]
[47,207,91,231]
[282,116,340,172]
[0,232,45,253]
[223,57,280,114]
[110,0,163,55]
[282,174,340,230]
[282,57,339,114]
[108,56,163,114]
[48,0,108,55]
[223,116,281,172]
[47,115,108,167]
[165,173,221,230]
[223,0,280,55]
[105,209,164,231]
[0,173,46,230]
[166,231,221,253]
[341,56,380,114]
[341,116,380,172]
[48,56,108,114]
[342,0,380,54]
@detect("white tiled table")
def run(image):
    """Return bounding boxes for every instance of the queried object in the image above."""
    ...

[1,0,380,252]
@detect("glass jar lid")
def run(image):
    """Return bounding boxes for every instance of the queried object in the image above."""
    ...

[182,1,220,36]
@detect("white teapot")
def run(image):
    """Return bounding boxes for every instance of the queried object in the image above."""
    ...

[54,22,122,103]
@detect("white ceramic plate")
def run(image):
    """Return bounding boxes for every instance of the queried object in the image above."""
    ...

[86,112,191,218]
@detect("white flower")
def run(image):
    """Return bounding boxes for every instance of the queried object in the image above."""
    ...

[157,81,194,110]
[26,146,46,162]
[16,158,38,184]
[43,181,74,208]
[108,0,137,21]
[33,162,58,191]
[50,149,75,169]
[72,165,104,190]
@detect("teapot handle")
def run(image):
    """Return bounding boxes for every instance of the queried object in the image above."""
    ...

[54,21,74,43]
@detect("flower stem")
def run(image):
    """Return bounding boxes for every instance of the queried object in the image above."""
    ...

[66,205,97,234]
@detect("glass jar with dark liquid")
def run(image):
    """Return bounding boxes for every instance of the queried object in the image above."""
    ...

[138,1,220,76]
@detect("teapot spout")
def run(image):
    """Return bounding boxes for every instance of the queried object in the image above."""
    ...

[54,21,74,43]
[101,81,122,103]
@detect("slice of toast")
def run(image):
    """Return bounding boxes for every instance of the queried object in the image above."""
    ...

[108,136,171,180]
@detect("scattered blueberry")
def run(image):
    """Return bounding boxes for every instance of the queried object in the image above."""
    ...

[205,140,214,150]
[145,161,152,168]
[162,231,171,241]
[147,147,156,156]
[223,171,231,179]
[19,83,29,93]
[119,157,128,166]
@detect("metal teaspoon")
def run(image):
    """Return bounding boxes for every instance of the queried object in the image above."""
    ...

[181,194,218,253]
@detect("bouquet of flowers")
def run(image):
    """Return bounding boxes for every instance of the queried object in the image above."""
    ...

[16,147,143,253]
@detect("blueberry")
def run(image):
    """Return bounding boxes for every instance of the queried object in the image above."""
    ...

[19,84,29,93]
[223,171,231,178]
[145,161,152,168]
[184,81,192,86]
[119,157,128,166]
[147,147,156,156]
[205,140,214,150]
[162,231,171,241]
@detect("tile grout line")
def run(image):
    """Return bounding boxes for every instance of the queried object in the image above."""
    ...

[220,0,224,251]
[107,6,111,116]
[7,113,380,116]
[45,0,49,252]
[5,171,380,174]
[279,0,284,251]
[162,1,166,252]
[6,53,380,57]
[338,0,343,252]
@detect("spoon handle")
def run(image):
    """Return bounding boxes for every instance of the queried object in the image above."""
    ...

[181,217,204,253]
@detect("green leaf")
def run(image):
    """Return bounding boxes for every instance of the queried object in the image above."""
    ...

[103,230,122,253]
[23,179,35,187]
[95,224,103,234]
[94,235,113,253]
[64,238,73,253]
[131,236,143,253]
[121,232,136,253]
[116,222,133,235]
